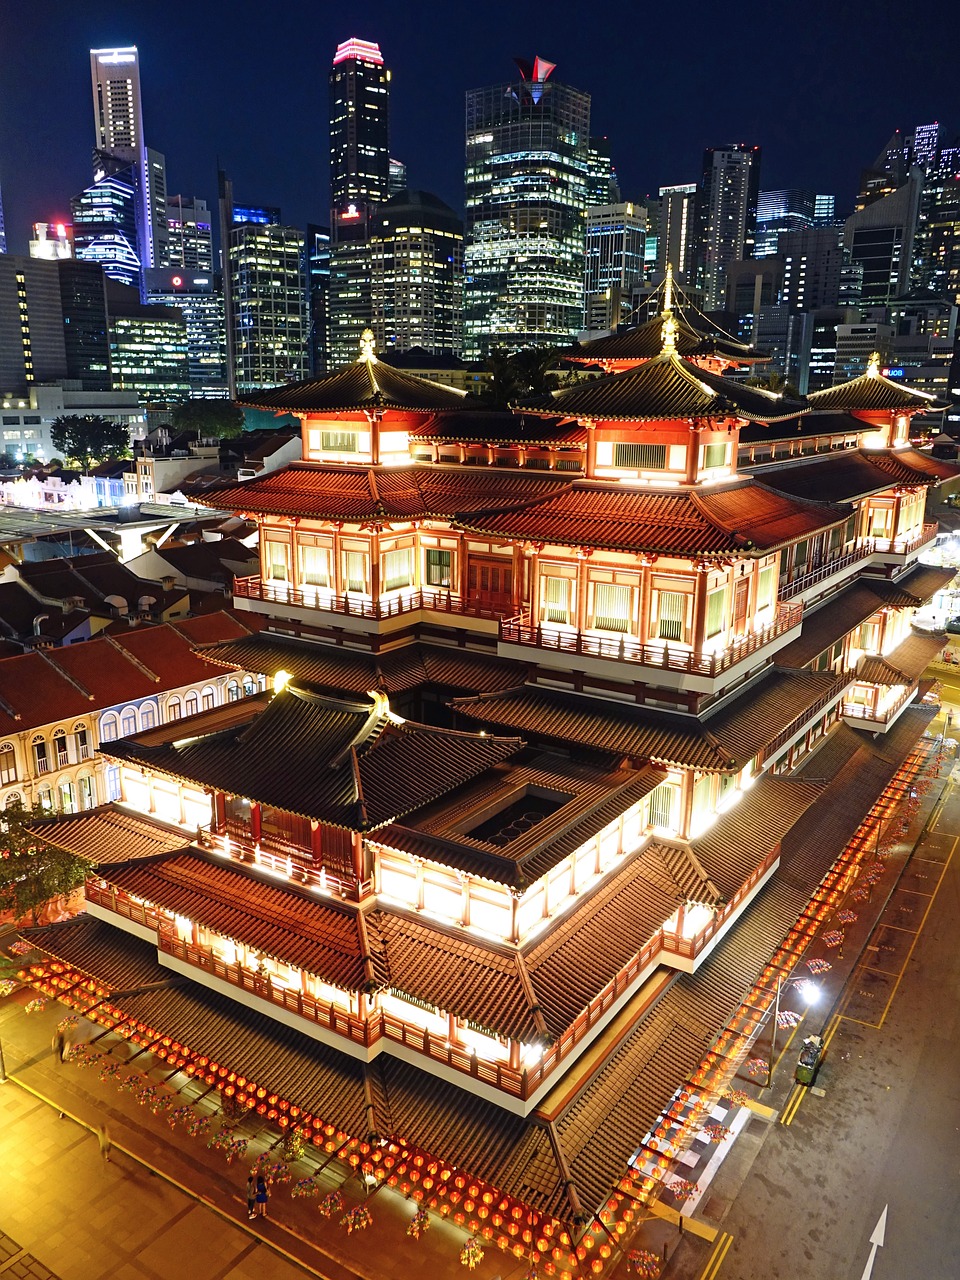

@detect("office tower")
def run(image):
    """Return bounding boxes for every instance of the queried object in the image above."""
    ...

[370,190,464,355]
[306,225,331,375]
[0,184,6,254]
[912,122,944,172]
[814,194,836,224]
[228,218,307,392]
[71,171,140,287]
[754,189,814,257]
[913,154,960,304]
[586,137,620,205]
[584,202,646,331]
[388,159,407,196]
[142,268,227,395]
[30,222,75,260]
[464,56,590,357]
[89,46,167,271]
[57,259,111,390]
[0,256,69,389]
[106,279,189,401]
[328,37,391,367]
[694,144,761,310]
[657,183,697,282]
[834,319,894,382]
[165,196,213,271]
[843,169,923,305]
[778,226,845,312]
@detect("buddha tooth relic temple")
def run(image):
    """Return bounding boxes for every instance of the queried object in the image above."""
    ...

[20,291,958,1267]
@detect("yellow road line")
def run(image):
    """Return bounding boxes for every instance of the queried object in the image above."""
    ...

[700,1231,733,1280]
[872,835,957,1028]
[647,1199,718,1241]
[871,923,918,934]
[744,1098,776,1119]
[929,779,952,830]
[780,1085,803,1126]
[859,964,907,978]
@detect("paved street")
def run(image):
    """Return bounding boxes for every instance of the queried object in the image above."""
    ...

[667,748,960,1280]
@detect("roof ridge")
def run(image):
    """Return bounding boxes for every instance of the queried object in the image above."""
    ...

[38,648,95,702]
[105,632,162,683]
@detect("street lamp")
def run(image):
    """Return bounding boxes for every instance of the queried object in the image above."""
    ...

[765,975,819,1088]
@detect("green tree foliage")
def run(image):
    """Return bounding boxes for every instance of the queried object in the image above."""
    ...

[482,346,562,408]
[0,800,90,926]
[170,399,246,440]
[50,415,130,469]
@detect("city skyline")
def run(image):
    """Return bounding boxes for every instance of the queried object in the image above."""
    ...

[0,0,955,256]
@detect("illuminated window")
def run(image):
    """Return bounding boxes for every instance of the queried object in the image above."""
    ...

[320,429,359,452]
[383,548,414,591]
[298,543,330,587]
[705,587,726,638]
[656,591,686,641]
[543,576,571,624]
[757,565,776,610]
[0,744,16,785]
[344,551,367,592]
[425,548,452,587]
[703,442,727,469]
[593,583,630,633]
[648,783,677,829]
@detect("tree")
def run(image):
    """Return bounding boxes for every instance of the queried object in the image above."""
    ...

[170,399,246,440]
[745,372,800,400]
[0,800,90,926]
[482,345,562,408]
[50,415,130,469]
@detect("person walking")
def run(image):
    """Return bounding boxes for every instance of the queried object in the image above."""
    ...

[246,1173,257,1219]
[255,1173,269,1218]
[97,1123,112,1164]
[52,1029,65,1064]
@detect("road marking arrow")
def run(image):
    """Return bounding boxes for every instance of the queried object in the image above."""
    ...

[859,1205,888,1280]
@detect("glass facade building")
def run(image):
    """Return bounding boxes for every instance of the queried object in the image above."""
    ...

[71,172,141,288]
[228,223,307,392]
[142,268,227,396]
[165,196,213,271]
[695,144,761,310]
[464,59,590,357]
[106,281,189,401]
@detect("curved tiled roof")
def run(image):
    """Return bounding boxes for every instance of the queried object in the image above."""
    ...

[522,352,805,423]
[566,311,766,367]
[103,687,524,830]
[410,410,586,447]
[238,357,468,413]
[30,806,189,865]
[456,478,849,556]
[807,369,949,414]
[759,448,958,503]
[195,462,569,521]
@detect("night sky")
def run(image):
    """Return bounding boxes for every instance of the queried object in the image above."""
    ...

[0,0,955,255]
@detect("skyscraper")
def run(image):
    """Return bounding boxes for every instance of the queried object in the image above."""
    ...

[306,224,331,375]
[142,269,227,396]
[843,168,923,305]
[328,37,391,367]
[584,202,646,332]
[228,214,307,393]
[694,144,761,310]
[586,137,620,205]
[71,171,141,288]
[913,153,960,304]
[657,183,697,282]
[106,279,190,401]
[89,46,167,271]
[754,189,815,257]
[370,190,464,355]
[165,196,213,271]
[464,56,590,357]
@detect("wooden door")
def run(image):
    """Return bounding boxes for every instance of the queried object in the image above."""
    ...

[733,578,750,635]
[467,557,514,614]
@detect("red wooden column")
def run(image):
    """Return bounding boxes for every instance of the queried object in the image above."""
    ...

[691,562,709,659]
[584,420,597,478]
[351,832,365,883]
[250,801,262,844]
[685,420,703,486]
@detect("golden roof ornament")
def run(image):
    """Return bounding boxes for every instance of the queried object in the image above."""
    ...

[866,351,881,378]
[662,262,674,315]
[661,310,679,357]
[359,329,378,363]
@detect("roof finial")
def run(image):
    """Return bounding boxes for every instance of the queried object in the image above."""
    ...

[662,310,679,357]
[663,262,674,315]
[359,329,377,363]
[866,350,881,378]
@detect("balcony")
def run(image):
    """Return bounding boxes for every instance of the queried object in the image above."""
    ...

[498,601,803,683]
[233,576,509,629]
[869,523,938,561]
[780,543,873,601]
[842,682,919,731]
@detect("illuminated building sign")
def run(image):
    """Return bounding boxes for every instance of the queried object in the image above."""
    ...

[333,38,384,66]
[882,367,906,379]
[340,204,362,221]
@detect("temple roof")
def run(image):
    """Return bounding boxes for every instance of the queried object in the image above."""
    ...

[806,362,950,415]
[455,477,850,556]
[566,310,767,368]
[29,805,191,865]
[195,462,568,522]
[856,629,945,685]
[199,634,528,699]
[521,351,806,423]
[237,347,468,415]
[452,668,844,772]
[410,410,585,447]
[103,687,523,830]
[757,447,957,503]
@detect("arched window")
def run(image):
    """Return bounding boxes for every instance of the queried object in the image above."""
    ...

[0,742,16,785]
[38,786,54,812]
[32,734,49,775]
[201,686,216,711]
[185,692,199,717]
[58,778,76,814]
[167,698,182,722]
[140,704,156,730]
[243,678,256,697]
[4,791,23,810]
[121,709,137,737]
[227,681,241,703]
[53,730,68,768]
[78,775,95,810]
[100,715,118,743]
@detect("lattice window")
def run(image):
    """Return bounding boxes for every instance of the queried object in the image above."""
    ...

[320,429,358,452]
[593,583,630,633]
[705,587,726,638]
[615,442,666,469]
[648,783,676,829]
[425,548,452,588]
[657,591,686,641]
[543,576,571,624]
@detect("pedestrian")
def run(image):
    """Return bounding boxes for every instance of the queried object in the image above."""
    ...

[246,1172,257,1219]
[97,1123,111,1164]
[52,1029,65,1064]
[255,1173,269,1218]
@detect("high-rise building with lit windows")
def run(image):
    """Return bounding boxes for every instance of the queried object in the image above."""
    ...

[71,171,141,288]
[694,144,761,310]
[106,279,189,401]
[228,218,307,393]
[143,268,227,396]
[328,37,391,367]
[584,202,646,332]
[657,183,697,282]
[370,190,464,355]
[165,196,213,271]
[464,56,590,357]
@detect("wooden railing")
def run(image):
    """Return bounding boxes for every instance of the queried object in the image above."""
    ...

[209,827,372,901]
[779,544,872,600]
[234,577,511,621]
[762,676,850,762]
[498,602,802,678]
[842,682,919,725]
[870,523,938,557]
